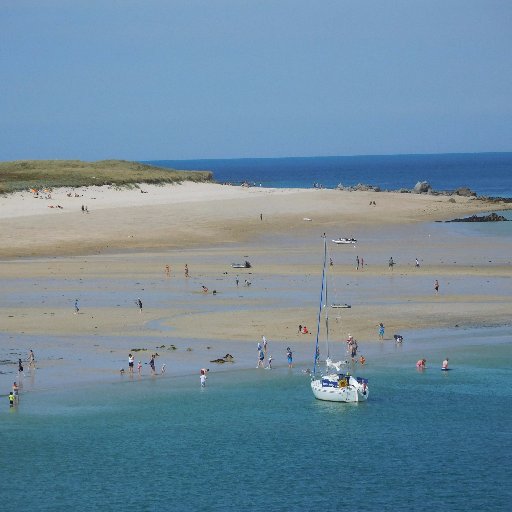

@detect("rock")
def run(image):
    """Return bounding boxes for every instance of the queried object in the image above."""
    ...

[413,181,432,194]
[446,212,508,223]
[454,187,476,197]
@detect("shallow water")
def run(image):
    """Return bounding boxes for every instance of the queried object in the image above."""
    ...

[1,328,511,511]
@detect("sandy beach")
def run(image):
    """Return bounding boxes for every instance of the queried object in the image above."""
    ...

[1,182,511,391]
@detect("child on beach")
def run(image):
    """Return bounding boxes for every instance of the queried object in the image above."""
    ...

[9,391,15,407]
[267,355,272,369]
[378,323,385,340]
[286,347,293,368]
[137,361,142,375]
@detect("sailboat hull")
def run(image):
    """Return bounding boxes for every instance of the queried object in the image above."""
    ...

[311,378,369,403]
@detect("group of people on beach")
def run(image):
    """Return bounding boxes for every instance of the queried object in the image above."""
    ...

[8,350,36,407]
[256,337,294,370]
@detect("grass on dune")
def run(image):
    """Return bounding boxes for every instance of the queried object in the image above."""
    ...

[0,159,213,194]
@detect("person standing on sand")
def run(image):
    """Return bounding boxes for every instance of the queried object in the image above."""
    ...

[389,257,395,270]
[28,349,35,368]
[415,258,420,268]
[74,299,79,314]
[257,347,265,368]
[185,264,189,278]
[378,323,385,340]
[260,213,263,221]
[434,280,439,295]
[137,298,143,313]
[356,256,360,270]
[361,257,364,269]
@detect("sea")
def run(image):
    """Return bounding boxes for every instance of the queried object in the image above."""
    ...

[148,152,512,198]
[1,152,512,511]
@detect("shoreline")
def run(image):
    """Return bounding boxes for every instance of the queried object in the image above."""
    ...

[1,182,511,394]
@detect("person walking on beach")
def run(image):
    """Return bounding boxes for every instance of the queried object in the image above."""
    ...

[184,264,189,278]
[286,347,293,368]
[262,336,268,356]
[361,257,364,269]
[74,299,80,314]
[415,258,420,268]
[257,346,265,368]
[298,324,302,334]
[28,349,35,368]
[128,353,134,374]
[356,256,360,270]
[389,257,395,270]
[165,264,170,277]
[136,298,143,313]
[378,323,385,340]
[235,275,239,287]
[434,280,439,295]
[18,359,24,374]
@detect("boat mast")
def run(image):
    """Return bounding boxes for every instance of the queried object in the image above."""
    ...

[313,234,327,376]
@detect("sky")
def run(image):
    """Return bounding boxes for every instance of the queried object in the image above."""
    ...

[1,0,511,161]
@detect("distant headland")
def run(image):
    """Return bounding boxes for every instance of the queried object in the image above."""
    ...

[0,159,213,194]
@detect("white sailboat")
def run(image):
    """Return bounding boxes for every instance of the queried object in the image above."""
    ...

[310,236,369,403]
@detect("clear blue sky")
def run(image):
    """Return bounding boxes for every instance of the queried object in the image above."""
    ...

[1,0,511,161]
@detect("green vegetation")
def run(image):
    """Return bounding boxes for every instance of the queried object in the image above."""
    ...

[0,159,213,194]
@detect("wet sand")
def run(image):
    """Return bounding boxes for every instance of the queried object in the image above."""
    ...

[0,182,511,392]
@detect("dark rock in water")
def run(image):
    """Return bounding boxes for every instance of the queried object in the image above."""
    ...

[454,187,476,197]
[210,353,235,364]
[446,212,508,223]
[413,181,432,194]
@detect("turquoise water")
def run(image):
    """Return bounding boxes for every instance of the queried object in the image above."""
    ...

[2,328,511,511]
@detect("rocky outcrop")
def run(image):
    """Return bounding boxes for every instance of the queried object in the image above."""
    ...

[210,353,235,364]
[446,212,508,223]
[413,181,432,194]
[454,187,477,197]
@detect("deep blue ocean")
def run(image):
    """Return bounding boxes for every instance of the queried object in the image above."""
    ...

[148,152,512,197]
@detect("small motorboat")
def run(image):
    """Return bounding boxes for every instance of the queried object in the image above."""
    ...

[231,260,251,269]
[332,238,357,244]
[330,303,351,309]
